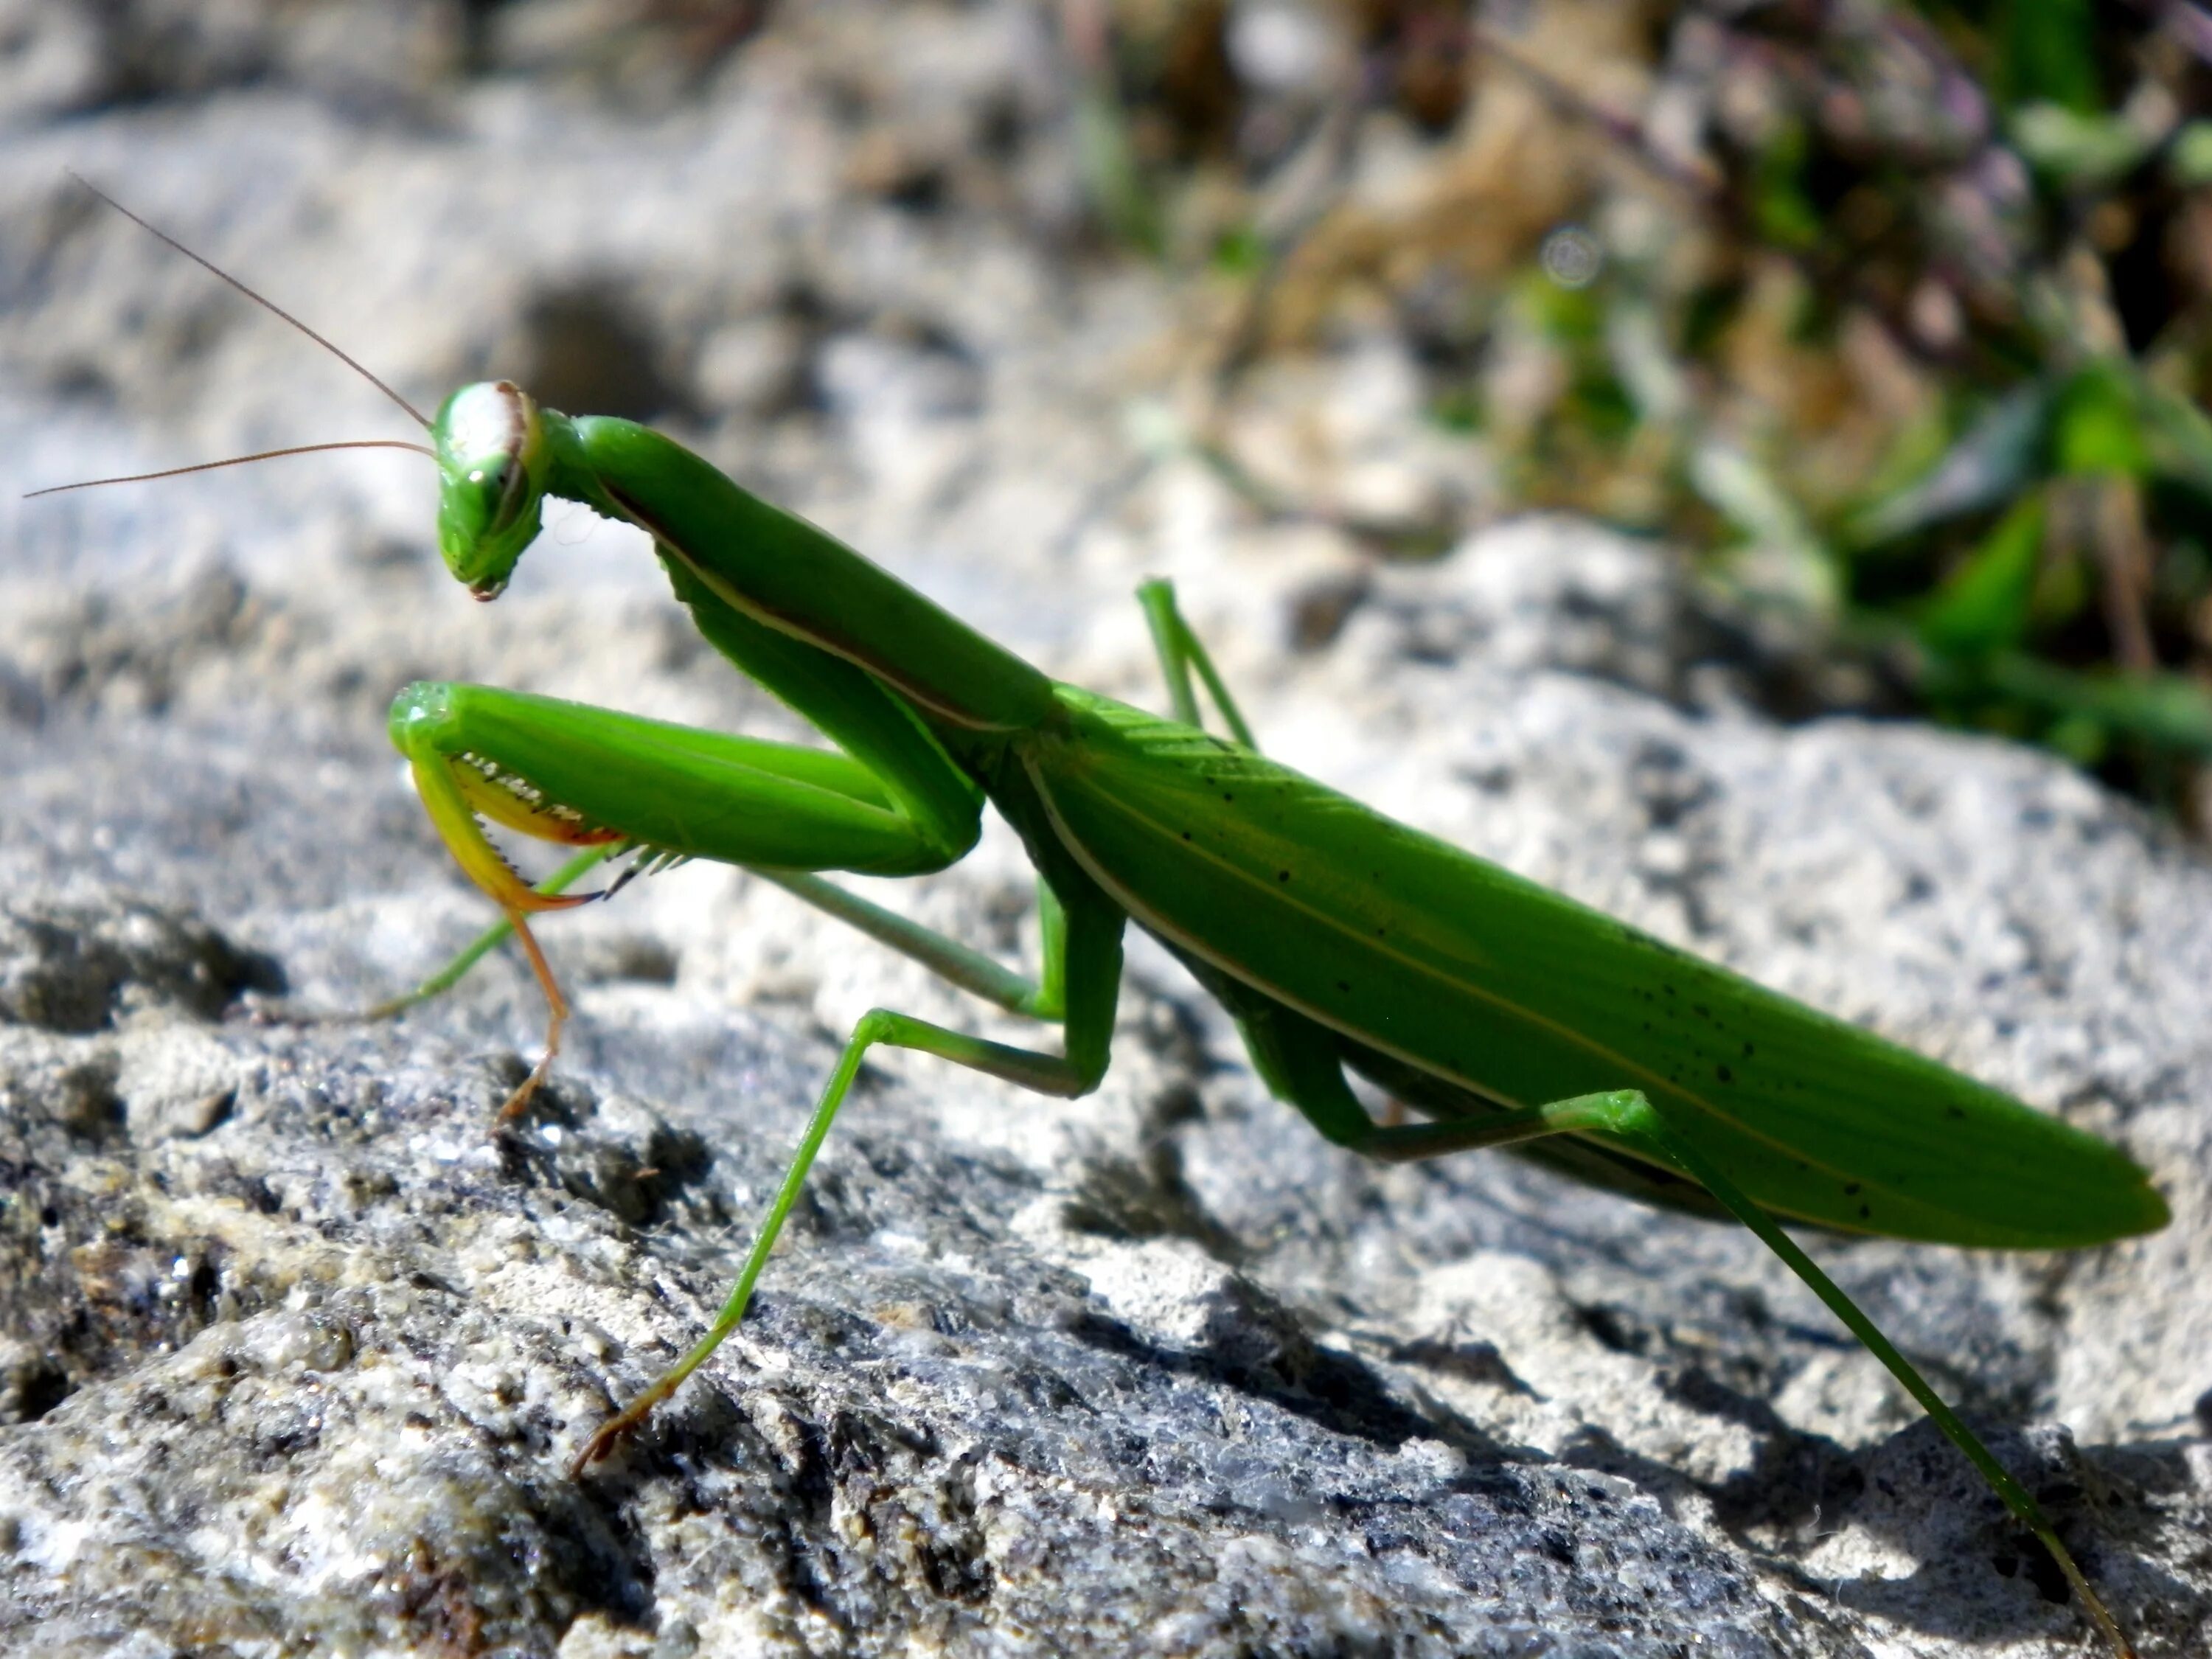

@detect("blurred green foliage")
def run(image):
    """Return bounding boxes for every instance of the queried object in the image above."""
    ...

[1079,0,2212,819]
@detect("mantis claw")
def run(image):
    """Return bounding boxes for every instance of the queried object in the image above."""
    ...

[386,737,602,1120]
[571,1376,683,1477]
[491,904,569,1124]
[495,1042,560,1123]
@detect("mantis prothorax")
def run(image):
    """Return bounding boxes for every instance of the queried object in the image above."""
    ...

[43,181,2166,1658]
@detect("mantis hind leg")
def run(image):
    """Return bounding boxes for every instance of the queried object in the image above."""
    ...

[1138,578,1256,747]
[1135,578,2129,1649]
[1641,1119,2132,1656]
[573,869,1126,1472]
[1231,995,2130,1653]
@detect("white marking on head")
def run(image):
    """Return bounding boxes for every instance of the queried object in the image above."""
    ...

[447,381,523,465]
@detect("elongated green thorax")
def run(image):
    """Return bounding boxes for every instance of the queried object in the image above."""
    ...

[545,414,1057,734]
[430,383,1055,732]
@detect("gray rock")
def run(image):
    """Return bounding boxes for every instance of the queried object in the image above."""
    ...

[0,7,2207,1655]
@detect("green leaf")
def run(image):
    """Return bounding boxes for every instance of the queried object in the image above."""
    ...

[1211,223,1265,277]
[1916,494,2046,659]
[1986,654,2212,754]
[1997,0,2101,114]
[2009,103,2152,187]
[1848,385,2050,545]
[1690,441,1837,613]
[1074,79,1164,258]
[2044,712,2109,767]
[1752,123,1822,251]
[2135,376,2212,502]
[2169,120,2212,187]
[2054,364,2151,478]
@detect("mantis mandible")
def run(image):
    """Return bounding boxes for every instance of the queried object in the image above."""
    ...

[39,183,2166,1658]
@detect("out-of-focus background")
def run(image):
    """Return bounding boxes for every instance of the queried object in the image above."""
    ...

[15,0,2212,810]
[4,4,2212,1656]
[1085,0,2212,825]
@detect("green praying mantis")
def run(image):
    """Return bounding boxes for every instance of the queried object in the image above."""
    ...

[37,183,2171,1657]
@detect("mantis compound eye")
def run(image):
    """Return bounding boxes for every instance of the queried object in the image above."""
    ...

[432,380,548,599]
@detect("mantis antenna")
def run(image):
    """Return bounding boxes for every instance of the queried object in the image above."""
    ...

[23,176,441,500]
[64,170,430,429]
[24,439,437,498]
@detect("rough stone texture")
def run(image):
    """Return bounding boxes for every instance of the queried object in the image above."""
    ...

[0,7,2208,1656]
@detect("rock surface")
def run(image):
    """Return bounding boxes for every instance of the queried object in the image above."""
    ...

[1,6,2209,1655]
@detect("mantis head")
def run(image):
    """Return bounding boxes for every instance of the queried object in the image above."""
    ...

[432,380,551,600]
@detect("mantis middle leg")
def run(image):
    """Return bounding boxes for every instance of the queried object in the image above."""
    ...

[571,866,1124,1471]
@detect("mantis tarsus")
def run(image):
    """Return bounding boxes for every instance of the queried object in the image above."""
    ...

[43,183,2169,1658]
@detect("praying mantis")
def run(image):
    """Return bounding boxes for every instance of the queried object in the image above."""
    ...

[38,183,2169,1657]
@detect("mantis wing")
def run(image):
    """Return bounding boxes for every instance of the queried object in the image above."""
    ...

[1020,685,2166,1248]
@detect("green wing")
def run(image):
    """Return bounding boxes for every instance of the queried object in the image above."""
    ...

[1021,686,2166,1248]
